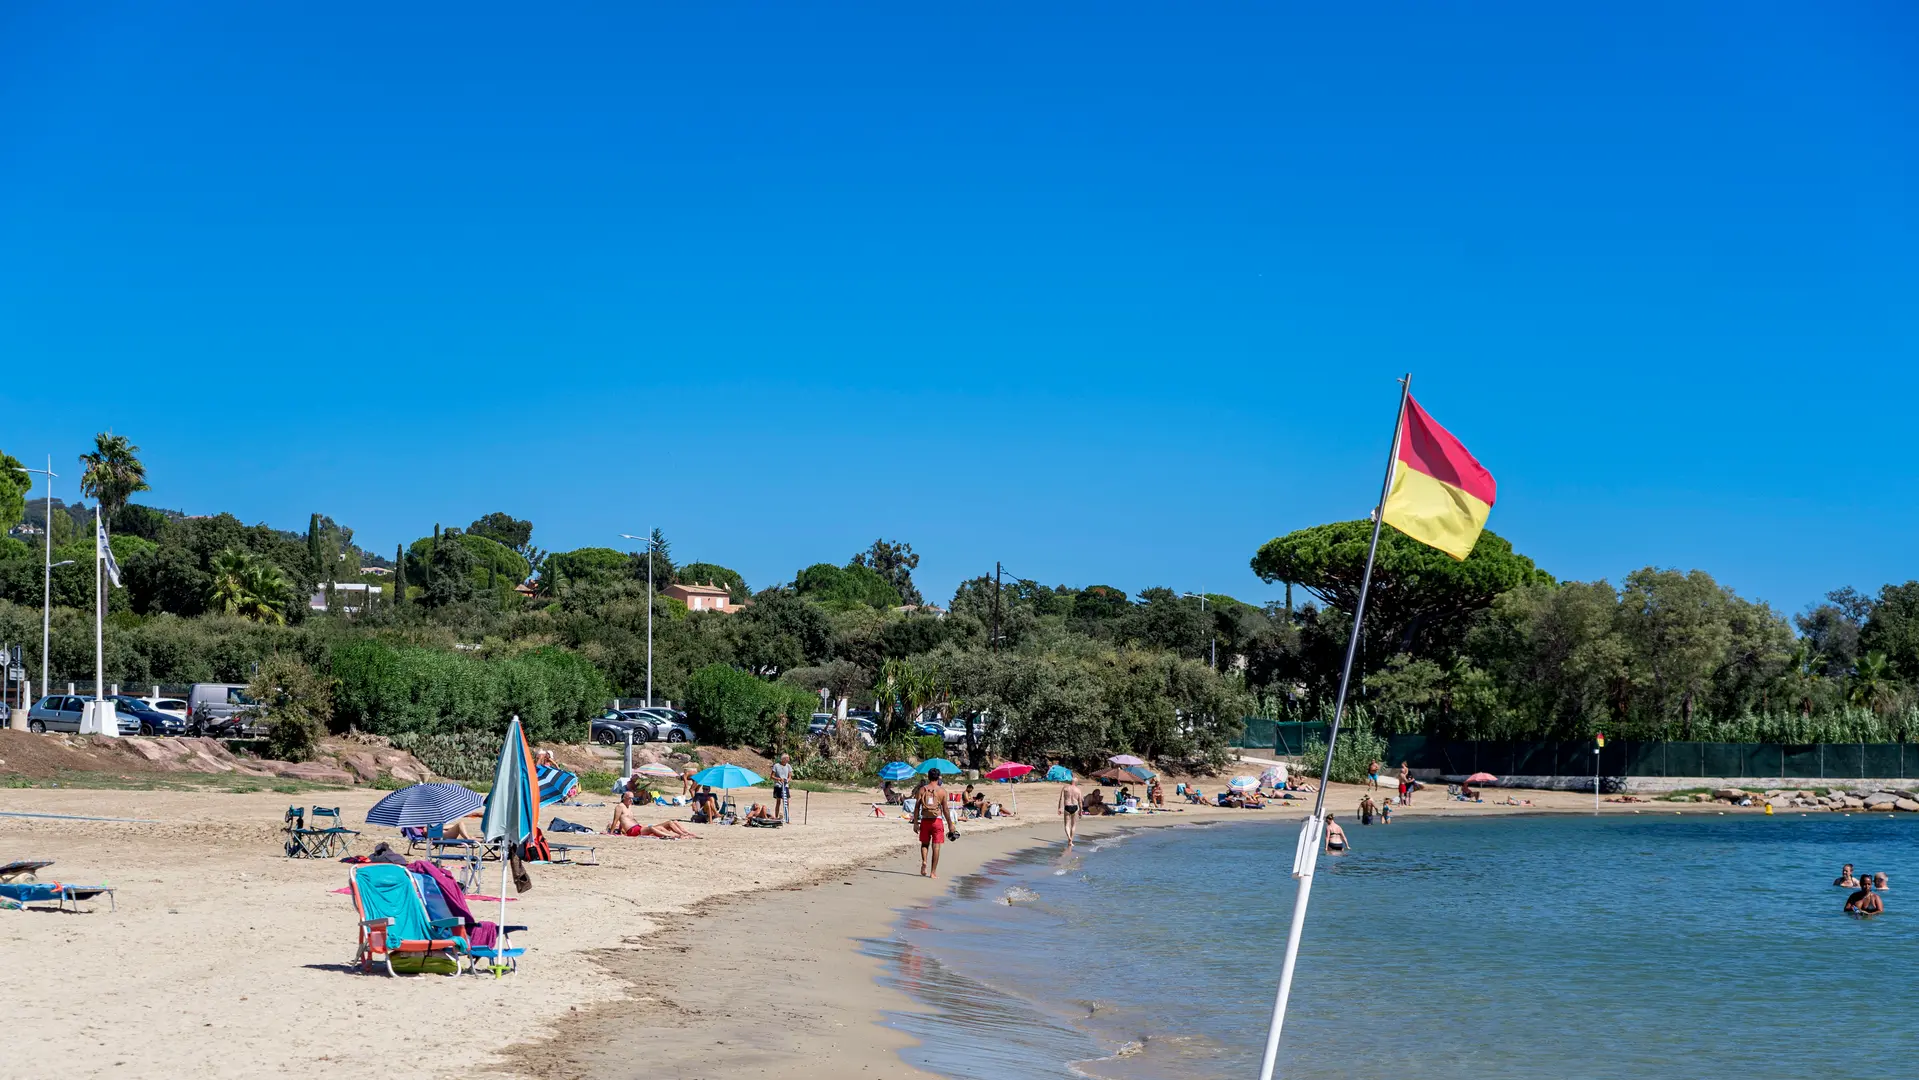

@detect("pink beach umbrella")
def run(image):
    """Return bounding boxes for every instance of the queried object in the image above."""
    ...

[984,762,1033,811]
[1108,754,1145,767]
[1465,772,1499,784]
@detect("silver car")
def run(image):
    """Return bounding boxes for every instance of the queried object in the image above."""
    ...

[27,695,139,735]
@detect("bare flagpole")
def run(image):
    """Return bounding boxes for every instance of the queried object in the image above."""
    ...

[1256,373,1410,1080]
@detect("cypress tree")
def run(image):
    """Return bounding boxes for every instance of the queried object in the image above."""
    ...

[394,542,408,605]
[307,513,324,579]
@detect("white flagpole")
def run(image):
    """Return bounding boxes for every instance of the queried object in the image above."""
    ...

[94,504,105,727]
[1256,373,1410,1080]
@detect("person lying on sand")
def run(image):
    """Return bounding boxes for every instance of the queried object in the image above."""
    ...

[628,821,702,839]
[440,818,475,841]
[608,792,644,834]
[1497,796,1534,806]
[743,803,779,823]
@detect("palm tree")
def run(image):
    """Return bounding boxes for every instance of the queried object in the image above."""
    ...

[1849,651,1893,713]
[78,431,151,524]
[209,549,294,624]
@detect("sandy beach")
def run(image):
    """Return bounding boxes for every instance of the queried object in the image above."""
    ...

[1,777,1712,1080]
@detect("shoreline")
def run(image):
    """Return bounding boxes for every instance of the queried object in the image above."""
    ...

[0,778,1803,1080]
[507,784,1764,1079]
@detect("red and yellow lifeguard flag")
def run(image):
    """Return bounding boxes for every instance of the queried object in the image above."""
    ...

[1381,396,1496,560]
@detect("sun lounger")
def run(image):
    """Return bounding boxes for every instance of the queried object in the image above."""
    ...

[0,881,116,912]
[0,860,54,882]
[349,863,467,976]
[544,842,598,865]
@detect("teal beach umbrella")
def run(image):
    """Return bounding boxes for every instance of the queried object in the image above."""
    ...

[878,761,916,781]
[480,714,538,971]
[1045,765,1073,782]
[915,758,961,776]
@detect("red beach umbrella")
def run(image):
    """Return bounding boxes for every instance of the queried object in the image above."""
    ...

[984,762,1033,781]
[1465,772,1498,784]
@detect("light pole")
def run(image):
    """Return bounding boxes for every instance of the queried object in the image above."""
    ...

[618,532,657,706]
[1182,592,1216,670]
[13,459,58,697]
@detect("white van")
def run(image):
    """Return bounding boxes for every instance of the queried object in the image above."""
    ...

[187,683,262,736]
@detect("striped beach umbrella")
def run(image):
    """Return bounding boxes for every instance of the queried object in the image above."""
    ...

[364,783,485,828]
[878,761,916,781]
[481,715,539,971]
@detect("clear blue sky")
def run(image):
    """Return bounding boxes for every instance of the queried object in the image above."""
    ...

[3,3,1913,616]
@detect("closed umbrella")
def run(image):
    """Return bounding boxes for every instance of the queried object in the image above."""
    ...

[878,761,916,781]
[365,783,485,828]
[480,715,539,975]
[1109,754,1145,767]
[1044,765,1073,782]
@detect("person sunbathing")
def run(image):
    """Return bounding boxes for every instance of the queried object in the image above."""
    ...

[691,787,721,823]
[744,802,779,823]
[1184,786,1205,804]
[631,821,701,839]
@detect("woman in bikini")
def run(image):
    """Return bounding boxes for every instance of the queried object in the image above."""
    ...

[1059,776,1083,848]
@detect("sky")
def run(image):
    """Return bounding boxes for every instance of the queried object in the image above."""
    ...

[2,2,1914,616]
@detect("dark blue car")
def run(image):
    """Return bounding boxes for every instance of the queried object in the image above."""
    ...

[110,696,189,736]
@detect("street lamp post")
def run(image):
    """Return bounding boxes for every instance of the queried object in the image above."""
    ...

[13,458,58,698]
[618,532,656,706]
[1182,592,1216,670]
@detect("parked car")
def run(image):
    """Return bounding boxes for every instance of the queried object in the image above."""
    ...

[186,683,262,736]
[638,710,695,743]
[26,695,139,735]
[144,697,190,723]
[808,712,875,748]
[591,712,652,746]
[110,695,189,736]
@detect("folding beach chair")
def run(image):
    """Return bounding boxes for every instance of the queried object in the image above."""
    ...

[408,861,528,976]
[283,807,327,858]
[348,863,466,976]
[309,806,360,856]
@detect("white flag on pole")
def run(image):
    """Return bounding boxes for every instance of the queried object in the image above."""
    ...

[96,523,122,587]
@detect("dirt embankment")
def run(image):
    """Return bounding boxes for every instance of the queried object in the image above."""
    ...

[0,729,432,786]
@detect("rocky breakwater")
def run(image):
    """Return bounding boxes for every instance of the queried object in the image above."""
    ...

[1709,787,1919,812]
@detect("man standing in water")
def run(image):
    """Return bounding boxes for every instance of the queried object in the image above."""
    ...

[1058,774,1084,848]
[913,768,959,878]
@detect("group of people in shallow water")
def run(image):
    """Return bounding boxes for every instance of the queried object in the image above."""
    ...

[1836,863,1889,915]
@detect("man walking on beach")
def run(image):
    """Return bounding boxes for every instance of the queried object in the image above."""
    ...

[913,769,958,878]
[771,753,793,821]
[1368,760,1381,789]
[1059,775,1083,848]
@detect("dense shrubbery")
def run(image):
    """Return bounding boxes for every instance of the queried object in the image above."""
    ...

[331,640,604,742]
[682,663,818,748]
[386,732,504,781]
[250,654,332,763]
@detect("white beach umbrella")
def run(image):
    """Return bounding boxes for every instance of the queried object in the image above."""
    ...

[1229,775,1260,792]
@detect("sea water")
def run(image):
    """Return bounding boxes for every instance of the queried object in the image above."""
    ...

[866,812,1919,1078]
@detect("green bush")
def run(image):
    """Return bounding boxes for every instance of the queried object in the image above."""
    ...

[387,732,503,781]
[1296,708,1388,785]
[332,640,606,742]
[682,663,819,748]
[913,734,945,762]
[250,653,332,763]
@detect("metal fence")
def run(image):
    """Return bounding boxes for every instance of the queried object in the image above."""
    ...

[1228,721,1919,779]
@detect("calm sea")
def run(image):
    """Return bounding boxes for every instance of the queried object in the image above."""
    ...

[865,812,1919,1079]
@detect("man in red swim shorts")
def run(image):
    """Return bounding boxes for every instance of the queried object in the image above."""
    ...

[912,768,959,878]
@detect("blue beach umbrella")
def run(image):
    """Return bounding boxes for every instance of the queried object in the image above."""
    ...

[690,763,765,789]
[915,758,961,776]
[1124,765,1156,781]
[365,783,486,828]
[481,715,539,968]
[1045,765,1073,782]
[878,761,916,782]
